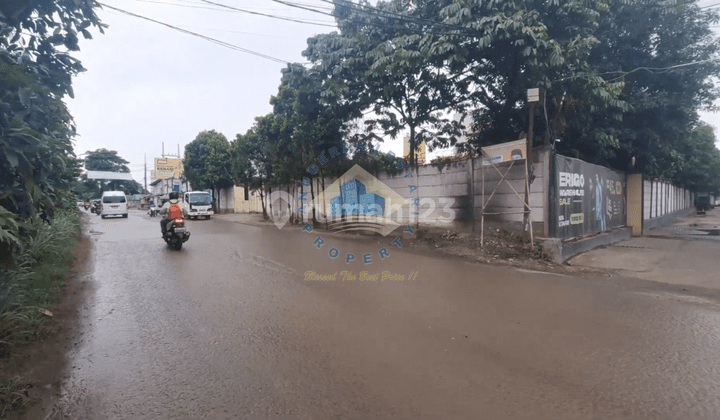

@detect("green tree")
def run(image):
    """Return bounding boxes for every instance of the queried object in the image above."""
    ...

[304,0,466,167]
[83,148,130,172]
[272,64,352,222]
[580,1,720,177]
[184,130,234,211]
[232,119,277,220]
[76,149,140,195]
[670,124,720,195]
[1,0,104,220]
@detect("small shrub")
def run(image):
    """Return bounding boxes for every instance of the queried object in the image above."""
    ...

[0,376,29,417]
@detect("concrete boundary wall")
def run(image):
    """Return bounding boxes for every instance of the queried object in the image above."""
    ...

[642,178,693,223]
[240,148,552,234]
[643,207,696,233]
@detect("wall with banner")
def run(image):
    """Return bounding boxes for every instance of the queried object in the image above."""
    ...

[551,154,626,240]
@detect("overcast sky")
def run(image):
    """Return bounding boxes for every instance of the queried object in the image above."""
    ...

[66,0,720,187]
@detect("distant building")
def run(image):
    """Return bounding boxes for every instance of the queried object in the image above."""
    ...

[149,177,188,205]
[403,136,426,165]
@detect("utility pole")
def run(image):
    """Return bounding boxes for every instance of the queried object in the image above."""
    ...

[525,88,541,236]
[144,154,147,194]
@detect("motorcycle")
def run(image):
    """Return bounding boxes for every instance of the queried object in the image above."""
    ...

[163,218,190,250]
[91,201,101,215]
[148,205,159,217]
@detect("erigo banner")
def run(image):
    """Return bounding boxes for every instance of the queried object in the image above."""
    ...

[553,155,626,240]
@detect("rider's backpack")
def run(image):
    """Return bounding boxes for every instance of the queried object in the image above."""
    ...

[168,203,182,220]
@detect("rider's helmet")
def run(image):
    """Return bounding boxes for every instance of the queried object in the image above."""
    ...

[169,192,179,200]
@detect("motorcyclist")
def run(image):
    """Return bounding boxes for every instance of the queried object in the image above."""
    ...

[159,192,181,237]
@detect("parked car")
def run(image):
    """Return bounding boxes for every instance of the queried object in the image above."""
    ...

[100,191,128,219]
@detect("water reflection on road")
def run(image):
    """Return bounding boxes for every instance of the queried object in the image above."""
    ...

[44,210,720,419]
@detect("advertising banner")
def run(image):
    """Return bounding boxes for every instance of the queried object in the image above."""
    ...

[481,139,527,165]
[553,155,626,240]
[154,158,183,180]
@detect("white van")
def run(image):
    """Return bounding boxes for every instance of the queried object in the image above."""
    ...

[101,191,128,219]
[183,191,213,220]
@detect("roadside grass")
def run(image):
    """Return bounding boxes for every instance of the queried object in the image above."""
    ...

[0,376,30,418]
[0,208,81,416]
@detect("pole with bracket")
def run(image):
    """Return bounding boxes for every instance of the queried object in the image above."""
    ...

[525,88,540,236]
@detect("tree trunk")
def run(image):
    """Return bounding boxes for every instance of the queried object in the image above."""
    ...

[300,181,304,226]
[409,125,416,168]
[287,183,293,225]
[409,125,419,229]
[260,181,268,220]
[320,168,327,231]
[310,175,316,225]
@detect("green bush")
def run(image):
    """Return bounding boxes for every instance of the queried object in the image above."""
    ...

[0,376,29,417]
[0,208,81,351]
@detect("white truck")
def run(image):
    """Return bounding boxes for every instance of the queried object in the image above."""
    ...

[183,191,214,220]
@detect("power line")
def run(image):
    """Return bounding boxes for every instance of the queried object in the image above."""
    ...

[194,0,336,27]
[97,2,293,64]
[127,0,296,12]
[700,2,720,9]
[175,25,296,38]
[553,57,720,83]
[314,0,476,34]
[271,0,477,37]
[604,57,720,81]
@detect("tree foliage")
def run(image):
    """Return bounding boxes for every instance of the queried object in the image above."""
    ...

[83,148,130,172]
[304,0,467,167]
[0,0,104,220]
[298,0,719,187]
[67,149,141,199]
[184,130,234,209]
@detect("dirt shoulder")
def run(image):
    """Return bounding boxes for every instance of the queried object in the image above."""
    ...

[0,213,94,420]
[219,213,612,278]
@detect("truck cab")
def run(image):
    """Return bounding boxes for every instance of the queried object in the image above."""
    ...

[183,191,214,220]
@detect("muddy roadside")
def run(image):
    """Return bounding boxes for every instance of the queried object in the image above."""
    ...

[0,213,95,420]
[227,214,613,278]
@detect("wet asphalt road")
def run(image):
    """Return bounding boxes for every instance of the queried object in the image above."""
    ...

[45,209,720,419]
